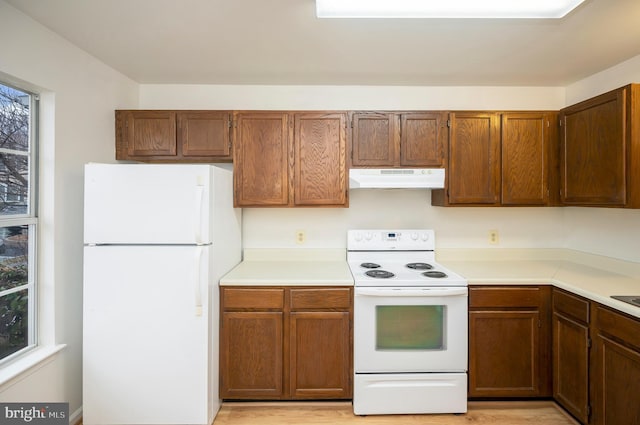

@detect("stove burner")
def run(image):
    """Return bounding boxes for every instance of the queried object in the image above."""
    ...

[406,262,434,270]
[422,271,447,278]
[360,262,381,269]
[365,270,395,279]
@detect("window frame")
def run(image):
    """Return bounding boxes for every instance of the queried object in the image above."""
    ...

[0,81,38,365]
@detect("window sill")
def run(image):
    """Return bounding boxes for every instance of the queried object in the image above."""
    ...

[0,344,66,388]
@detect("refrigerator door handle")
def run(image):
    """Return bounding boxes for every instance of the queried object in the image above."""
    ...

[195,185,205,245]
[194,246,204,316]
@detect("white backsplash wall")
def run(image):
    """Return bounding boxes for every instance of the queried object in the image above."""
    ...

[140,75,640,264]
[564,52,640,263]
[242,189,567,251]
[563,208,640,263]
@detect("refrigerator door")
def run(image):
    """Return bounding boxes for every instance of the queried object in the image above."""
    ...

[83,245,212,425]
[84,163,229,245]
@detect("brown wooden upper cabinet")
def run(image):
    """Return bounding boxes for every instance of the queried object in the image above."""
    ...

[560,84,640,208]
[233,111,348,208]
[350,112,446,167]
[294,113,348,206]
[432,111,557,207]
[233,112,291,207]
[502,112,557,205]
[432,112,501,205]
[115,110,232,162]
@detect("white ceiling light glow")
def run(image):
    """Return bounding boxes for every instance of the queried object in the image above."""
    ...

[316,0,587,19]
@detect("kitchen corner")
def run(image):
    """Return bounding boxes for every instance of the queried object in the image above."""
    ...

[436,248,640,319]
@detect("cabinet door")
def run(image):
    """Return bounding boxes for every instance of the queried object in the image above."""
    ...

[448,112,501,205]
[177,111,231,158]
[116,110,177,158]
[351,112,396,166]
[233,112,291,206]
[591,335,640,425]
[561,87,627,206]
[553,312,590,423]
[220,311,284,399]
[501,113,550,205]
[592,305,640,425]
[400,112,446,167]
[290,311,351,399]
[469,310,543,397]
[468,286,551,398]
[294,113,347,206]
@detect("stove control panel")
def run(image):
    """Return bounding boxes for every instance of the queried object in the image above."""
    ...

[348,229,435,251]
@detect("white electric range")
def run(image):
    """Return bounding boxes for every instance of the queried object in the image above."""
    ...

[347,229,468,415]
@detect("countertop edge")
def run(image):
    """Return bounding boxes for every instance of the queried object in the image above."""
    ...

[219,250,640,319]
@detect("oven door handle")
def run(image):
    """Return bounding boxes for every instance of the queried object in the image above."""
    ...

[355,288,468,297]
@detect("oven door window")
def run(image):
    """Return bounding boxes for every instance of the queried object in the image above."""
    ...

[376,305,445,350]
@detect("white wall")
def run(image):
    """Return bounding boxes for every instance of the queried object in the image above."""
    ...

[2,2,639,418]
[141,84,570,253]
[241,191,567,250]
[566,54,640,104]
[141,80,640,264]
[563,54,640,263]
[0,1,138,419]
[140,85,565,111]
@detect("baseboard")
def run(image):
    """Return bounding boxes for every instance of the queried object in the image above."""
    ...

[69,406,82,425]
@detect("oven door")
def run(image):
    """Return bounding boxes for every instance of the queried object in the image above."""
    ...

[354,286,468,373]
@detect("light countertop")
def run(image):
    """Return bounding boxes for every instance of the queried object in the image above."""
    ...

[220,248,640,318]
[437,248,640,319]
[220,248,354,286]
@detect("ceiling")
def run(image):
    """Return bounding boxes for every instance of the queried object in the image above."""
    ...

[6,0,640,86]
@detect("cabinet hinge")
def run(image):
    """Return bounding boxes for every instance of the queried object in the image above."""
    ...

[587,337,592,349]
[559,118,563,127]
[350,120,354,129]
[228,119,232,129]
[447,119,451,128]
[538,319,542,328]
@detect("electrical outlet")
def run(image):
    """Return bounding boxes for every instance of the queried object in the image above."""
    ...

[489,230,499,245]
[296,230,306,244]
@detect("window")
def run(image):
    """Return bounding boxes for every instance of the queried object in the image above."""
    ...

[0,82,37,363]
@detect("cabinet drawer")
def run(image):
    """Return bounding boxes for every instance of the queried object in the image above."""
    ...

[469,286,544,308]
[222,288,285,310]
[290,288,352,311]
[553,289,589,324]
[594,304,640,350]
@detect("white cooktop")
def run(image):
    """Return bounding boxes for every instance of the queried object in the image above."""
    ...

[347,229,467,287]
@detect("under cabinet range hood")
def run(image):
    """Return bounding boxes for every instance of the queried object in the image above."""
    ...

[349,168,445,189]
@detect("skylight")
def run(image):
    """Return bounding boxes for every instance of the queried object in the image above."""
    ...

[316,0,587,19]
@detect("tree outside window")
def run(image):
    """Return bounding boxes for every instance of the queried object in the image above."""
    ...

[0,83,36,362]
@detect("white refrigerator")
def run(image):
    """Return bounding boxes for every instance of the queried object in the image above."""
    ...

[82,163,241,425]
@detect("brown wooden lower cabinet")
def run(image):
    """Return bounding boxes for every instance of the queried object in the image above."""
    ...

[220,286,352,400]
[552,288,590,424]
[591,304,640,425]
[468,285,551,398]
[290,311,351,398]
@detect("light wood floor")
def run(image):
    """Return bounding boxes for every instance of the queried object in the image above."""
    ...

[213,401,579,425]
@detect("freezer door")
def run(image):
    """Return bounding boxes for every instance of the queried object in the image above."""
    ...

[84,163,232,244]
[83,245,213,425]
